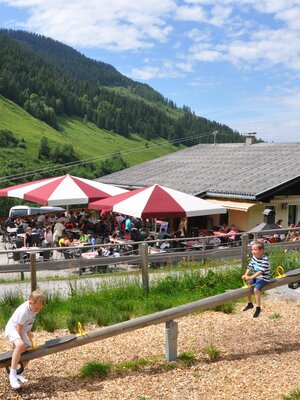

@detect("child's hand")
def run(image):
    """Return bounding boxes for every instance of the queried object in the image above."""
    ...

[27,331,33,339]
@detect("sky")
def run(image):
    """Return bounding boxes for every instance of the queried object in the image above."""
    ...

[0,1,300,143]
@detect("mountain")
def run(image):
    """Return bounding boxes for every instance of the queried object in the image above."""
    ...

[0,29,246,143]
[0,30,254,193]
[5,29,164,103]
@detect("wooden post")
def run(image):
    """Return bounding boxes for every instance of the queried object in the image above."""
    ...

[139,242,149,294]
[241,234,249,269]
[30,253,37,292]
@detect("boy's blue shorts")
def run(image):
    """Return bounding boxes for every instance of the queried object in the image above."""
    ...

[250,278,269,290]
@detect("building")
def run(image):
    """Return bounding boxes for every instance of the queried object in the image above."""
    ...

[96,137,300,232]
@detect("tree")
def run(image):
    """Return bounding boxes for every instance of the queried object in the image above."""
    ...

[38,136,51,160]
[0,130,18,147]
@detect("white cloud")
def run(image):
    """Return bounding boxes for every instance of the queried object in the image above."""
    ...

[1,0,176,51]
[131,61,185,80]
[263,86,300,109]
[189,42,223,62]
[209,5,233,26]
[175,5,206,22]
[185,28,211,42]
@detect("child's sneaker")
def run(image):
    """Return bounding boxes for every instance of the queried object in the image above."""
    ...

[243,303,254,311]
[9,372,20,389]
[17,374,28,383]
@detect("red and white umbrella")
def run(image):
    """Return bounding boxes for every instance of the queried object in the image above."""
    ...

[0,174,128,206]
[88,184,226,218]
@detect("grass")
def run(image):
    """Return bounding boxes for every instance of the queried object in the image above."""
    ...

[269,311,281,320]
[79,361,112,378]
[79,351,198,379]
[283,390,300,400]
[0,266,244,331]
[202,344,221,361]
[177,351,198,366]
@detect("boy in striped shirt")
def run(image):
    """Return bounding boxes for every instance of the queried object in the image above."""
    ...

[242,240,270,318]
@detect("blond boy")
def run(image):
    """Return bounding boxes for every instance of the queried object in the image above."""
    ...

[5,290,45,389]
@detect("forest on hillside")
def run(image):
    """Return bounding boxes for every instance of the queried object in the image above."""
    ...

[0,30,245,146]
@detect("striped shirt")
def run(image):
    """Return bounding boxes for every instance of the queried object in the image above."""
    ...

[248,255,270,281]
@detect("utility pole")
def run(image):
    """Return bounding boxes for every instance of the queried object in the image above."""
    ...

[212,130,218,145]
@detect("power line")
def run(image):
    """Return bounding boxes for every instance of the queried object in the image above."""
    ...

[0,131,215,184]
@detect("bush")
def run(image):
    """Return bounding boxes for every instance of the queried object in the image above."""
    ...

[202,344,221,361]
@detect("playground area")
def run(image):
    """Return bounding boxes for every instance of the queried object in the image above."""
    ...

[0,294,299,400]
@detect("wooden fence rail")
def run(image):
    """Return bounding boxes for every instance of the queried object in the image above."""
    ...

[1,234,300,293]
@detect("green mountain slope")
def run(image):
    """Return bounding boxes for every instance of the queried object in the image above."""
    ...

[0,29,245,146]
[0,95,181,179]
[4,29,167,102]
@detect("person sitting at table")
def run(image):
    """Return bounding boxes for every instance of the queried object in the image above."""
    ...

[160,234,171,251]
[172,230,185,251]
[102,247,114,256]
[286,224,297,241]
[110,231,120,243]
[58,234,70,247]
[140,226,149,241]
[85,234,96,253]
[219,223,229,233]
[130,223,141,241]
[21,218,29,232]
[145,234,156,248]
[158,227,167,240]
[79,230,88,243]
[95,247,103,257]
[227,224,238,246]
[24,227,33,248]
[58,234,80,259]
[87,234,96,246]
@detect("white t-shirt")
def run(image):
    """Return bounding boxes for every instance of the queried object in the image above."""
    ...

[5,300,37,337]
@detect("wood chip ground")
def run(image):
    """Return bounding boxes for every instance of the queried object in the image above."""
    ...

[0,294,299,400]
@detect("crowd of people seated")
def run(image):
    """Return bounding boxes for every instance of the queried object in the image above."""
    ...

[261,222,300,243]
[2,210,243,253]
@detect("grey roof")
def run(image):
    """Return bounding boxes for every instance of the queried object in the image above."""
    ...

[96,142,300,200]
